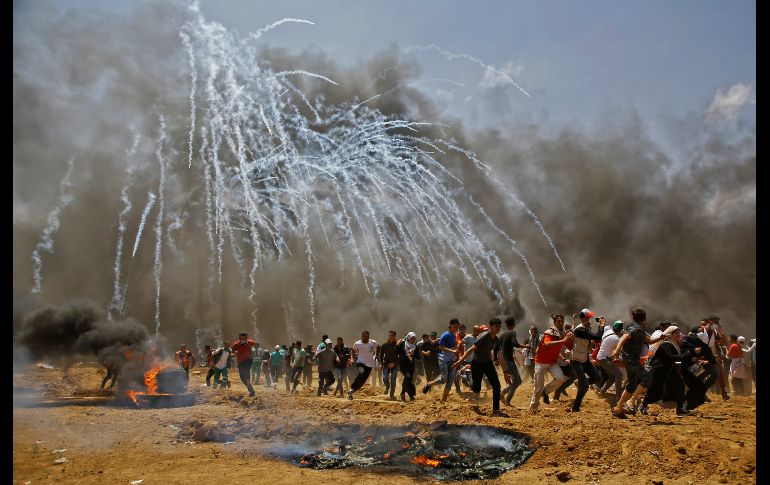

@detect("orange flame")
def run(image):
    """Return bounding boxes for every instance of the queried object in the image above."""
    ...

[124,362,168,405]
[402,442,411,449]
[412,455,440,467]
[300,458,309,465]
[383,452,392,460]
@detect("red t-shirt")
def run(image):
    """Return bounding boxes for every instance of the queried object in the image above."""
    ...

[231,339,257,364]
[727,343,744,359]
[535,333,563,365]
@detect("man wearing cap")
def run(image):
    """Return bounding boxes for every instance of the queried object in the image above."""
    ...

[231,332,257,396]
[314,338,338,396]
[269,345,283,387]
[566,310,606,412]
[596,320,625,403]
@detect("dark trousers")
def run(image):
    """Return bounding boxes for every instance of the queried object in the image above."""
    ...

[399,362,416,398]
[425,361,439,382]
[237,359,255,393]
[471,361,501,411]
[351,363,372,391]
[502,360,523,400]
[291,366,303,390]
[643,366,685,408]
[318,370,335,394]
[205,367,216,386]
[270,365,280,385]
[101,367,119,389]
[554,363,576,398]
[569,360,602,410]
[681,368,707,410]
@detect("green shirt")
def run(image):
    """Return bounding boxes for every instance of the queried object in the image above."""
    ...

[291,348,306,368]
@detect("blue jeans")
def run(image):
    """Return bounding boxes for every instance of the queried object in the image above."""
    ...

[436,360,458,391]
[570,360,602,410]
[502,360,522,401]
[333,368,345,391]
[382,365,398,392]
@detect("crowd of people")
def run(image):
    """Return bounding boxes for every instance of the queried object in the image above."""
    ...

[103,308,756,418]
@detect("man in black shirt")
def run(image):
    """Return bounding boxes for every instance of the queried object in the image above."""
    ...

[419,333,440,381]
[500,317,531,406]
[332,337,351,397]
[610,307,663,417]
[378,330,400,400]
[454,318,504,415]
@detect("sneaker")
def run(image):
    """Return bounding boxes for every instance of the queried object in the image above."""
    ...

[638,404,649,415]
[422,384,431,394]
[676,407,690,416]
[570,406,581,413]
[491,409,507,417]
[503,396,513,406]
[721,392,730,401]
[249,390,256,397]
[542,391,550,404]
[409,395,415,401]
[348,389,354,400]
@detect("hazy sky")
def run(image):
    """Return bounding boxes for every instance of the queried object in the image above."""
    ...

[18,0,755,131]
[198,1,756,127]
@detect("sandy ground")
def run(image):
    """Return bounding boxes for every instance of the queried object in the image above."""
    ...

[13,363,756,485]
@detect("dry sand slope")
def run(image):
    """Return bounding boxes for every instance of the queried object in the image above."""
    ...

[13,363,756,485]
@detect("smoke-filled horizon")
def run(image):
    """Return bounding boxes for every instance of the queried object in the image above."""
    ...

[13,1,755,359]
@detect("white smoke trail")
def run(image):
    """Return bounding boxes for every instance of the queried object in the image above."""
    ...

[180,30,197,168]
[132,192,156,258]
[30,156,76,295]
[404,44,531,98]
[108,133,141,319]
[153,115,167,336]
[243,18,314,43]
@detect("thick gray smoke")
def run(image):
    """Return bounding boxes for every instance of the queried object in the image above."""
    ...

[13,1,755,353]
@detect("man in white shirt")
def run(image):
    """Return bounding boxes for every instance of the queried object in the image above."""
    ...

[348,331,379,400]
[596,320,624,403]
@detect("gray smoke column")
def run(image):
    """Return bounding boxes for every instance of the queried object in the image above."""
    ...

[13,1,755,348]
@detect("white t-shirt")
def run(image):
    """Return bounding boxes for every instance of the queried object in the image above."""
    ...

[597,329,620,360]
[353,339,379,368]
[214,348,231,370]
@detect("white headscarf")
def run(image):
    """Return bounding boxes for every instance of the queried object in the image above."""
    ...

[662,325,681,354]
[404,332,417,352]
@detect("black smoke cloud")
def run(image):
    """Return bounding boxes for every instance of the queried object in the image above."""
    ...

[16,299,149,364]
[13,1,755,352]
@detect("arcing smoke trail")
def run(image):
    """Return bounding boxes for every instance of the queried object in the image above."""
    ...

[153,115,167,336]
[31,156,75,295]
[132,192,156,258]
[108,133,141,319]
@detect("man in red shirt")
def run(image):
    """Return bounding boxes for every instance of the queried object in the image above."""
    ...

[529,314,573,413]
[231,332,257,396]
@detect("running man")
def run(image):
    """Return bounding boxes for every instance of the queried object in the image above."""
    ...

[454,318,505,415]
[175,344,196,383]
[348,331,379,400]
[231,332,257,396]
[422,319,461,403]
